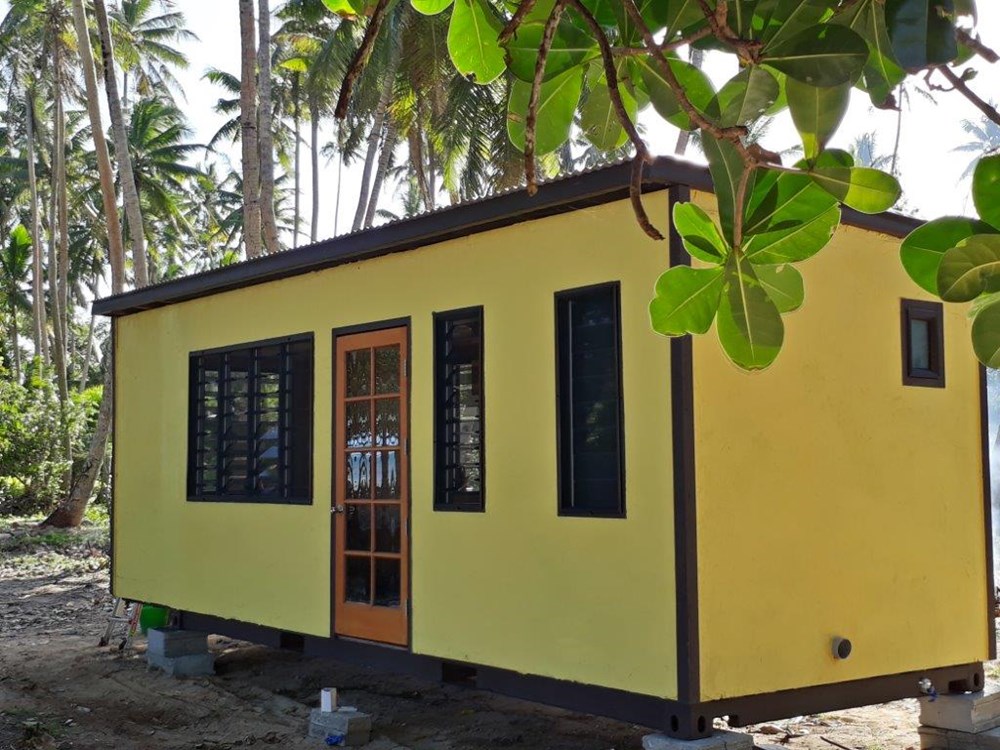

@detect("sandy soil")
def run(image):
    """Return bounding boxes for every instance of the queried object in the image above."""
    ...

[0,530,987,750]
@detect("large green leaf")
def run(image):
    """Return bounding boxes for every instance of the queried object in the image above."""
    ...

[504,15,598,82]
[900,217,994,294]
[411,0,453,13]
[580,68,636,150]
[834,0,906,106]
[761,23,868,86]
[448,0,506,84]
[741,169,841,263]
[701,135,745,245]
[937,234,1000,302]
[663,0,705,35]
[635,54,716,131]
[973,297,1000,369]
[755,264,805,312]
[579,0,617,25]
[711,66,780,127]
[807,164,901,213]
[649,265,726,336]
[885,0,958,71]
[756,0,840,48]
[507,65,584,153]
[973,154,1000,231]
[786,78,850,158]
[717,253,785,370]
[673,202,729,264]
[322,0,365,16]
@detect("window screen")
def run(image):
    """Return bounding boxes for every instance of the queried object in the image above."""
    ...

[434,308,485,511]
[555,283,625,517]
[188,334,313,503]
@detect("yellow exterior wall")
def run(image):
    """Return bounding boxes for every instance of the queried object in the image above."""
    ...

[691,191,990,700]
[113,194,678,699]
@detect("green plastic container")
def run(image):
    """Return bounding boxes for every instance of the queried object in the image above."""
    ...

[139,605,170,634]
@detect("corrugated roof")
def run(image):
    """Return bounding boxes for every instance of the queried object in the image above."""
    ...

[93,156,921,317]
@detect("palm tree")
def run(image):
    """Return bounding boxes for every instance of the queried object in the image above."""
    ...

[110,0,196,107]
[122,98,204,281]
[0,225,32,382]
[239,0,262,258]
[94,0,150,287]
[954,107,1000,179]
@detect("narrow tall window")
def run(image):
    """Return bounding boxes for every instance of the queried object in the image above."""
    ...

[434,308,485,511]
[188,334,314,503]
[901,299,945,388]
[556,283,625,517]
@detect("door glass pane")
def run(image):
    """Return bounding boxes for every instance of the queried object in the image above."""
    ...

[374,558,401,608]
[375,504,401,553]
[375,451,400,499]
[374,345,400,394]
[346,504,371,551]
[346,452,372,499]
[346,401,372,448]
[346,348,371,397]
[345,556,371,603]
[375,398,400,447]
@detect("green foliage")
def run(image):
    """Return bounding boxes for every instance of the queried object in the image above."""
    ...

[899,155,1000,364]
[0,367,102,516]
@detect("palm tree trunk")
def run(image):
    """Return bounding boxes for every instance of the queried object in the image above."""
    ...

[309,92,320,243]
[293,72,301,248]
[364,122,397,228]
[353,108,387,232]
[71,0,126,294]
[10,298,20,382]
[93,0,148,288]
[79,313,95,390]
[44,362,114,528]
[239,0,263,258]
[25,87,46,365]
[51,45,69,418]
[334,146,343,237]
[257,0,280,254]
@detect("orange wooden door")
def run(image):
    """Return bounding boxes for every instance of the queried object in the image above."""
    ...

[333,326,409,646]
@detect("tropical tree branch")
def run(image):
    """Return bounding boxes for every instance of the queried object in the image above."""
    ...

[335,0,393,119]
[935,66,1000,128]
[956,28,999,64]
[499,0,539,45]
[524,0,566,195]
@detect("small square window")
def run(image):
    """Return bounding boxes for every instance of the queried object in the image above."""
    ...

[901,299,945,388]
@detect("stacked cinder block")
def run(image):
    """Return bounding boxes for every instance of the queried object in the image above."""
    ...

[642,730,754,750]
[920,687,1000,750]
[146,627,215,677]
[308,707,372,746]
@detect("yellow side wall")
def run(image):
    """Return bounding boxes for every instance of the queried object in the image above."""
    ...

[113,195,678,699]
[692,192,990,700]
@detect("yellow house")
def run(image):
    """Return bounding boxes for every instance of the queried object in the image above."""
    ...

[94,157,994,738]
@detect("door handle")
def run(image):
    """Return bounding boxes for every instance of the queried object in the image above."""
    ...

[331,505,345,514]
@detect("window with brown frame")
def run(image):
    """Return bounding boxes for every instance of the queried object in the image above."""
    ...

[901,299,945,388]
[555,282,625,518]
[434,308,485,511]
[187,334,314,503]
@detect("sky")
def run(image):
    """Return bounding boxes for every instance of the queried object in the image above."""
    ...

[1,2,998,241]
[162,1,1000,244]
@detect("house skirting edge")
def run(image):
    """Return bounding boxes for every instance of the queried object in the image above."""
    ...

[176,610,982,740]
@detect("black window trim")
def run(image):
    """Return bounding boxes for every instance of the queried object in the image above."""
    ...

[186,331,315,505]
[554,281,626,519]
[433,306,486,513]
[901,299,945,388]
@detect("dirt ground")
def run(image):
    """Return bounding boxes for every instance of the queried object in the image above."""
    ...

[0,525,992,750]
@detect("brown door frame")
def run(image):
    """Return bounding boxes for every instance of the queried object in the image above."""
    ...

[330,317,411,647]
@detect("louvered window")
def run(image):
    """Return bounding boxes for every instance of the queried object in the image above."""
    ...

[434,308,485,511]
[188,335,313,503]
